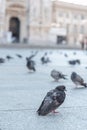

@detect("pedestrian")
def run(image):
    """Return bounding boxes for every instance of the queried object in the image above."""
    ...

[85,37,87,50]
[80,39,84,50]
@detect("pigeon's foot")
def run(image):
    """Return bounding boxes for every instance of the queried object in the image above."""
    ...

[52,110,59,114]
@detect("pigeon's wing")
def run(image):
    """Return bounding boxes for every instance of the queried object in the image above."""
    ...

[40,91,65,115]
[37,90,57,115]
[37,98,45,112]
[76,74,84,83]
[56,91,66,104]
[59,73,64,79]
[28,54,35,60]
[16,54,22,58]
[28,52,37,60]
[27,60,35,69]
[37,96,57,116]
[69,60,75,65]
[37,91,53,111]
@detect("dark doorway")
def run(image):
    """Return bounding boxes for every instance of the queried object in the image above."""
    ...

[57,36,66,44]
[9,17,20,43]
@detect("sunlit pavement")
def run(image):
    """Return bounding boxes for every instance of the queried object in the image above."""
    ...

[0,48,87,130]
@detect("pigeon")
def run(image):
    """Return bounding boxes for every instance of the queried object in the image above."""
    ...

[16,54,22,58]
[44,52,48,55]
[41,56,51,64]
[0,58,5,64]
[71,72,87,87]
[64,53,68,57]
[6,55,13,60]
[73,52,76,55]
[68,60,76,65]
[51,70,67,81]
[26,52,37,72]
[26,59,36,72]
[37,85,66,116]
[75,59,80,64]
[26,51,38,61]
[68,59,80,65]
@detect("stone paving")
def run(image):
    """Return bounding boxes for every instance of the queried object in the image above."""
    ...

[0,48,87,130]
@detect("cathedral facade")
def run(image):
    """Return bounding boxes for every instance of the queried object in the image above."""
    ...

[5,0,52,44]
[1,0,87,45]
[0,0,5,42]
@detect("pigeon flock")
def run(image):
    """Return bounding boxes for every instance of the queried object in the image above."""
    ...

[0,49,87,116]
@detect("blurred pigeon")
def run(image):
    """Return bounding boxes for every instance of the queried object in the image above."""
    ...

[44,52,48,56]
[75,59,80,64]
[68,60,76,65]
[71,72,87,87]
[37,85,66,116]
[26,59,36,72]
[16,54,22,58]
[41,56,51,64]
[6,55,13,60]
[0,58,5,63]
[26,51,38,61]
[64,53,68,57]
[26,54,35,61]
[73,52,76,55]
[68,59,80,65]
[51,70,67,81]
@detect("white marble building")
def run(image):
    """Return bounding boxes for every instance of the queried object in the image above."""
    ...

[1,0,87,45]
[0,0,6,43]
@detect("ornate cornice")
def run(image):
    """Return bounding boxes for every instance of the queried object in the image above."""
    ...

[6,9,26,16]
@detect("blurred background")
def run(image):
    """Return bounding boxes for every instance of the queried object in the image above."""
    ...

[0,0,87,48]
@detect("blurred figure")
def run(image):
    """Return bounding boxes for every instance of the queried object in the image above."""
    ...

[84,37,87,50]
[80,38,84,50]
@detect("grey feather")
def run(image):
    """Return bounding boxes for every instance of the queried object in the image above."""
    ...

[71,72,87,87]
[51,70,67,81]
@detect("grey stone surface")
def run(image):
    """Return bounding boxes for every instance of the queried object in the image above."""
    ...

[0,43,81,50]
[0,49,87,130]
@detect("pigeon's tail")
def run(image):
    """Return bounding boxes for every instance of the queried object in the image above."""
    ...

[37,110,46,116]
[81,82,87,87]
[62,75,67,80]
[37,110,41,115]
[33,67,36,72]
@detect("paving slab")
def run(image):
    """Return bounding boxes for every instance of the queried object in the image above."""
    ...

[0,49,87,130]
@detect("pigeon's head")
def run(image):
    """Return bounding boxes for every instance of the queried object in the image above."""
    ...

[55,85,66,91]
[76,59,80,64]
[72,72,77,76]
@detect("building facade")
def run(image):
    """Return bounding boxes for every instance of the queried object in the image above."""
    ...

[0,0,6,43]
[51,1,87,45]
[2,0,87,45]
[5,0,27,43]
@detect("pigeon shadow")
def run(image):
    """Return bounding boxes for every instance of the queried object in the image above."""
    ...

[28,71,36,74]
[50,80,68,84]
[73,87,86,90]
[36,111,62,118]
[23,72,35,75]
